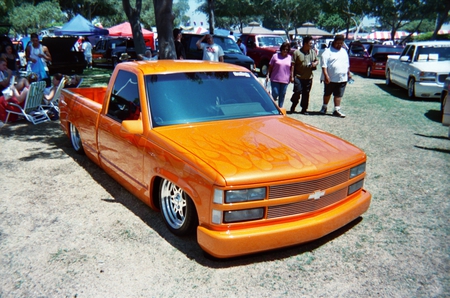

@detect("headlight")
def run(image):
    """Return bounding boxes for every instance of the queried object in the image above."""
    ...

[348,179,364,195]
[225,188,266,203]
[223,208,264,223]
[350,163,366,178]
[419,72,436,78]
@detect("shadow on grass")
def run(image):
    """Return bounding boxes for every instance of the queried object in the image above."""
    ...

[374,83,441,103]
[424,109,443,123]
[2,120,368,267]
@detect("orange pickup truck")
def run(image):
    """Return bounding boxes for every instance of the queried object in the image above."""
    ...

[60,61,371,258]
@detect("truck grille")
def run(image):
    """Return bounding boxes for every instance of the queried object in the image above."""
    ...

[438,74,449,83]
[267,169,351,219]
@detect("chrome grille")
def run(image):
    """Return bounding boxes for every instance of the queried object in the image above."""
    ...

[269,169,350,199]
[267,188,348,219]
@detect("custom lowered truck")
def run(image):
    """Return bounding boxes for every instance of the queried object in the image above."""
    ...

[60,61,371,258]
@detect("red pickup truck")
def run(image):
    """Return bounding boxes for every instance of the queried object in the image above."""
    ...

[59,61,371,258]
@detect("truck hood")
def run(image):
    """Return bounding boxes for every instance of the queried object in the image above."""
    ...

[412,60,450,72]
[156,116,365,185]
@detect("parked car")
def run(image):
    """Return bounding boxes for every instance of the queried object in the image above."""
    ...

[348,41,404,77]
[41,36,86,75]
[239,34,286,76]
[385,41,450,98]
[92,37,151,68]
[59,60,371,258]
[181,33,255,72]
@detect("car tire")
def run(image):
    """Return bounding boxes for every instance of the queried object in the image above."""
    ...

[112,57,119,68]
[386,70,392,86]
[70,123,85,154]
[408,78,416,99]
[441,92,447,119]
[159,178,198,236]
[366,66,372,78]
[259,61,269,77]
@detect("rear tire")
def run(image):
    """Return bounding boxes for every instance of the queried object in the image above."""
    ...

[69,123,85,154]
[408,78,416,98]
[366,66,372,78]
[159,178,198,236]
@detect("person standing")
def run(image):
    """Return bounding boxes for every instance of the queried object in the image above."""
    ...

[26,33,52,84]
[236,38,247,55]
[82,38,93,69]
[196,34,224,62]
[319,34,352,118]
[173,28,186,60]
[289,36,319,114]
[266,42,292,108]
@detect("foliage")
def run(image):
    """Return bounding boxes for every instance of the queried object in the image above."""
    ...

[316,13,347,34]
[9,1,64,35]
[58,0,119,21]
[173,0,190,27]
[401,19,435,34]
[414,32,450,41]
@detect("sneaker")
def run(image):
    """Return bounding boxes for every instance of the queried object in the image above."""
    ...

[0,120,4,128]
[300,109,309,115]
[333,110,346,118]
[319,107,327,114]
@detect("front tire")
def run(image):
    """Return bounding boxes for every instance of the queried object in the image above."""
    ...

[408,78,416,98]
[69,123,85,154]
[159,179,198,236]
[386,70,392,86]
[259,61,269,77]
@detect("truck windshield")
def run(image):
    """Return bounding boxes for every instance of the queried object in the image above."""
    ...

[146,71,280,127]
[414,45,450,62]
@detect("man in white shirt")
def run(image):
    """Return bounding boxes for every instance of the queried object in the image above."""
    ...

[81,38,93,69]
[319,35,352,118]
[196,34,224,62]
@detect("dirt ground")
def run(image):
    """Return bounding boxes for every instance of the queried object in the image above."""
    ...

[1,74,449,297]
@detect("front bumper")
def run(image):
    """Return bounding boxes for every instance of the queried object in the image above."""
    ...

[415,82,444,98]
[197,189,371,258]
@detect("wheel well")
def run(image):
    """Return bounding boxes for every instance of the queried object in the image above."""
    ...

[151,176,162,210]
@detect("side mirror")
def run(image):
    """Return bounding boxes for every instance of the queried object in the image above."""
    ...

[121,119,143,134]
[400,56,410,62]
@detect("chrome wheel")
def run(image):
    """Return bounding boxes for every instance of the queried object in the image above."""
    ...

[260,62,269,77]
[159,179,197,236]
[386,70,391,86]
[408,78,416,98]
[69,123,84,154]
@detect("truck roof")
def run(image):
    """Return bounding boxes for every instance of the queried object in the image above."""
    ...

[117,60,251,74]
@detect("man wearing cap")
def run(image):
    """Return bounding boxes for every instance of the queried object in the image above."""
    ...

[173,28,186,60]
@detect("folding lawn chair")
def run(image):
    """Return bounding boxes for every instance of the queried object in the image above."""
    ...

[4,81,50,125]
[42,76,67,114]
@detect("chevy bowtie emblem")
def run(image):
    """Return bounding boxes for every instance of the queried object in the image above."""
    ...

[308,190,325,200]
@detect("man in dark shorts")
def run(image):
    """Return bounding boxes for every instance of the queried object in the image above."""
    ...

[319,35,352,118]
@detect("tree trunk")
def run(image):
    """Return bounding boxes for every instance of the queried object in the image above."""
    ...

[153,0,176,59]
[122,0,147,56]
[208,0,215,34]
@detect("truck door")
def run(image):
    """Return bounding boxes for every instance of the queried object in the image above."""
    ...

[97,70,145,192]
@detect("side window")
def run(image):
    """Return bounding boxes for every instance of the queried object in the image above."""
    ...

[107,70,141,122]
[349,45,365,57]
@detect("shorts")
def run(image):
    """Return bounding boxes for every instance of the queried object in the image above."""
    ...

[324,82,347,97]
[85,55,92,64]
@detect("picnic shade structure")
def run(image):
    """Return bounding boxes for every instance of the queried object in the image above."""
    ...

[241,22,274,34]
[289,22,333,37]
[108,22,154,39]
[54,14,109,36]
[367,31,410,40]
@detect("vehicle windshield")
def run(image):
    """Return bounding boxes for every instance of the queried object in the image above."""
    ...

[213,37,242,54]
[146,71,280,127]
[257,36,285,47]
[414,45,450,62]
[372,46,403,55]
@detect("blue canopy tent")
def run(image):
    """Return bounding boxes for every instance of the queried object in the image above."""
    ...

[54,14,109,36]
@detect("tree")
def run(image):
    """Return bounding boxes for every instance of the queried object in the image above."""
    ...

[122,0,147,56]
[9,1,64,35]
[153,0,177,59]
[173,0,190,27]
